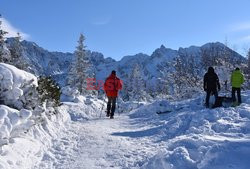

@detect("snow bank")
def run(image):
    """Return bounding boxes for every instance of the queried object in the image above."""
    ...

[0,105,70,169]
[60,86,130,121]
[0,63,38,109]
[62,95,107,121]
[0,105,33,146]
[128,91,250,169]
[0,63,70,169]
[63,94,149,121]
[0,63,38,148]
[60,86,80,102]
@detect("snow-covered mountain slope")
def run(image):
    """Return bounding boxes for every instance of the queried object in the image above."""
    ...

[6,39,246,88]
[5,39,115,85]
[31,90,250,169]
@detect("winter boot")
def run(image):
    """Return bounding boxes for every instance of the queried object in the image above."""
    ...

[106,111,110,117]
[232,101,239,107]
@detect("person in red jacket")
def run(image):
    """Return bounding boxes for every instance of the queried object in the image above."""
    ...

[104,70,123,119]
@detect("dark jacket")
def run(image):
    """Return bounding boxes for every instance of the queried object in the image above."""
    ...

[104,74,123,97]
[203,67,220,91]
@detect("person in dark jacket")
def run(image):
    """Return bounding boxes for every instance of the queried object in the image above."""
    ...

[203,67,220,108]
[104,70,123,119]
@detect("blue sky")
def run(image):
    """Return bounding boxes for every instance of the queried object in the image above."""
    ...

[1,0,250,60]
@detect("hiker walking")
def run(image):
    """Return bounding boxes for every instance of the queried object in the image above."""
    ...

[203,67,221,108]
[231,67,244,105]
[104,70,123,119]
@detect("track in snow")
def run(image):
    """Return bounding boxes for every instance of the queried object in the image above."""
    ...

[34,115,165,169]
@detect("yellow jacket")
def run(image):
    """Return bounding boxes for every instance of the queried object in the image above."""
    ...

[231,70,244,88]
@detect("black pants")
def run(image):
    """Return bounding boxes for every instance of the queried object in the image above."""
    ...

[206,90,218,107]
[107,97,116,117]
[232,87,241,103]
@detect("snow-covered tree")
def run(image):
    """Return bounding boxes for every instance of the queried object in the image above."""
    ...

[171,52,202,98]
[37,76,61,108]
[155,78,168,97]
[0,17,5,62]
[127,64,146,101]
[171,57,185,95]
[201,46,221,68]
[120,74,129,101]
[222,37,232,69]
[145,81,155,98]
[9,33,29,70]
[155,62,171,98]
[0,14,9,62]
[67,33,90,94]
[247,48,250,79]
[201,48,209,68]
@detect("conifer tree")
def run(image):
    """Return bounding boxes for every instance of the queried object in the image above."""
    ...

[67,33,89,94]
[37,76,61,108]
[128,64,146,100]
[223,37,232,69]
[247,48,250,79]
[0,14,8,62]
[9,32,28,70]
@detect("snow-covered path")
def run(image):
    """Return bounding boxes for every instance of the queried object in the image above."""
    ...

[33,92,250,169]
[35,114,165,169]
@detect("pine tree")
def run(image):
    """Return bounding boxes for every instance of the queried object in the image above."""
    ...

[9,32,28,70]
[158,63,170,97]
[223,37,231,67]
[201,45,220,68]
[120,74,130,101]
[128,64,146,101]
[0,14,8,62]
[171,53,202,98]
[67,34,89,94]
[201,48,210,68]
[155,77,168,97]
[172,57,184,95]
[221,37,236,71]
[37,76,61,108]
[247,48,250,79]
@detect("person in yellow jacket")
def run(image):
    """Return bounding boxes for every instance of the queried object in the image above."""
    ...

[231,67,244,105]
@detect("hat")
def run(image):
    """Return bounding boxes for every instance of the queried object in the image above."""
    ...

[208,66,214,73]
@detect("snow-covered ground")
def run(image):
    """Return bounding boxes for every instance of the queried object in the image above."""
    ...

[140,92,250,169]
[1,63,250,169]
[0,105,69,169]
[0,63,70,169]
[31,91,250,169]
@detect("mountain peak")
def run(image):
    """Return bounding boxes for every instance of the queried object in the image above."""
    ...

[201,42,226,49]
[160,44,166,49]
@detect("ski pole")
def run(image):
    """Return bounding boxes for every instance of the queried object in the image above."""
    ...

[99,94,106,118]
[96,91,100,118]
[117,97,120,116]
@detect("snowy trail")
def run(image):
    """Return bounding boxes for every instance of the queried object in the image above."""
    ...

[35,114,165,169]
[33,92,250,169]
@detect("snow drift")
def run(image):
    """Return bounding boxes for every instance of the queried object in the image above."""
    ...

[0,63,38,110]
[0,63,70,169]
[128,91,250,169]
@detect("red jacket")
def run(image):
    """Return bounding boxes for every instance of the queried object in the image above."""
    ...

[104,74,122,97]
